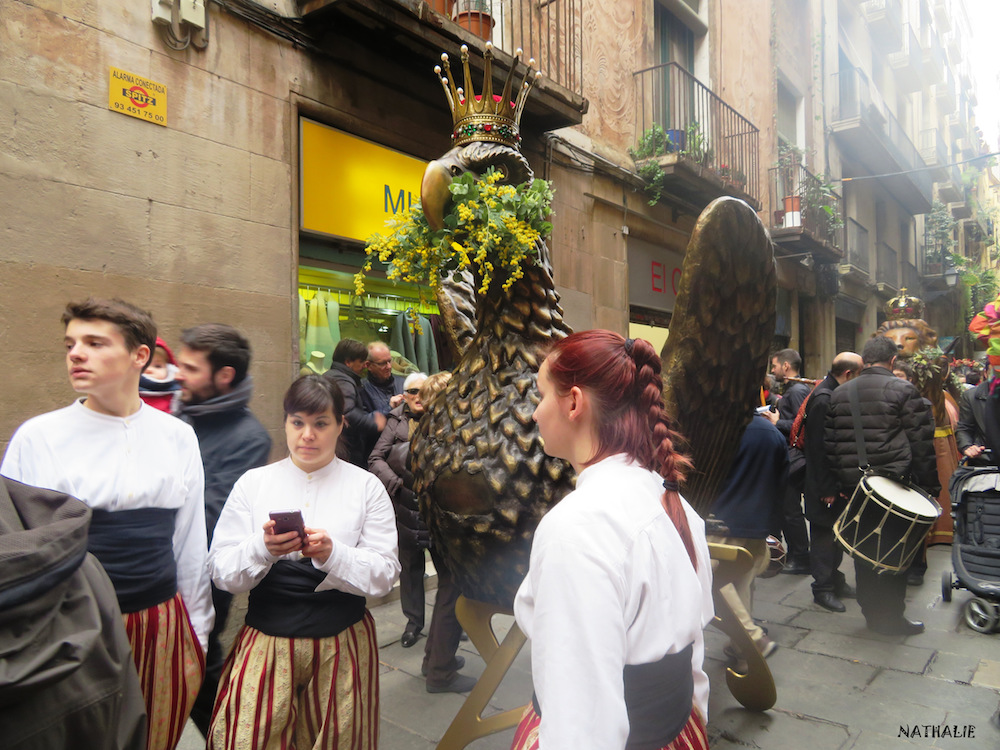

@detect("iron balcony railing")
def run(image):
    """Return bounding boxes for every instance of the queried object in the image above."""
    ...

[860,0,903,50]
[921,228,948,275]
[877,241,899,287]
[845,218,870,273]
[921,26,946,86]
[633,62,760,204]
[902,260,919,292]
[449,0,582,94]
[768,163,843,250]
[834,66,931,201]
[918,127,947,171]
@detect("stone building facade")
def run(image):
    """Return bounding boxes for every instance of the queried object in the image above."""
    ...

[0,0,988,447]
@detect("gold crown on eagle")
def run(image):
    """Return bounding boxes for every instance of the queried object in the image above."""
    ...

[885,288,925,321]
[434,42,541,149]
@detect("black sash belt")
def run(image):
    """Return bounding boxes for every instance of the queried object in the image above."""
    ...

[247,559,366,639]
[531,644,694,749]
[88,507,178,614]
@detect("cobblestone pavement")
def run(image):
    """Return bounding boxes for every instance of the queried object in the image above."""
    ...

[180,545,1000,749]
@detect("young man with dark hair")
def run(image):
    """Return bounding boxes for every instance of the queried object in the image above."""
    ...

[1,298,212,750]
[324,338,386,466]
[769,347,812,574]
[174,323,272,737]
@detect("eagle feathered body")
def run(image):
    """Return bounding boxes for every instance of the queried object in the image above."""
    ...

[411,147,776,605]
[410,142,575,608]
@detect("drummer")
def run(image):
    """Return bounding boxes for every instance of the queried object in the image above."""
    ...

[824,336,939,635]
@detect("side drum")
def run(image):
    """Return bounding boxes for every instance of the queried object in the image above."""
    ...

[834,474,941,574]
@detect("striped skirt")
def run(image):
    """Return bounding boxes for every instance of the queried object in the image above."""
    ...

[510,704,709,750]
[123,593,206,750]
[207,612,380,750]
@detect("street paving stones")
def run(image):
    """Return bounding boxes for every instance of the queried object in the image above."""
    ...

[179,545,1000,749]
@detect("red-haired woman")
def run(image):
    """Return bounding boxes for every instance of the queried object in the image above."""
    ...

[511,330,713,750]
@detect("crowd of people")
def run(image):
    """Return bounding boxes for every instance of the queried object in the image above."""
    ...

[0,297,485,750]
[760,336,991,636]
[4,294,987,750]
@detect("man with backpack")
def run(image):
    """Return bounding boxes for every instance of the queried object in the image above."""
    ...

[799,352,862,612]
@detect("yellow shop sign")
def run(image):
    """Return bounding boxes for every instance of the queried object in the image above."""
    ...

[300,118,428,242]
[108,67,167,126]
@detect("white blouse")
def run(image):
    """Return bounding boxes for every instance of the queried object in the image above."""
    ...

[0,399,213,650]
[513,454,714,750]
[208,457,400,600]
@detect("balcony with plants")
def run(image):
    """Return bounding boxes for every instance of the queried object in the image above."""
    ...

[295,0,586,130]
[630,62,760,211]
[768,151,844,263]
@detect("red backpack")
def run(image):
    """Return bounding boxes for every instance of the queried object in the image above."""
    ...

[788,386,816,450]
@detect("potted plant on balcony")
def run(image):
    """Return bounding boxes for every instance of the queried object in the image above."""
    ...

[777,142,803,227]
[455,0,494,40]
[681,121,712,167]
[429,0,454,16]
[629,123,670,206]
[801,175,843,247]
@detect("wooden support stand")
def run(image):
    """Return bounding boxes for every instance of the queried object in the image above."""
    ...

[436,597,528,750]
[437,543,776,748]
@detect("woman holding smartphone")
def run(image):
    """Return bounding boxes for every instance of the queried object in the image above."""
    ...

[206,375,399,749]
[511,330,713,750]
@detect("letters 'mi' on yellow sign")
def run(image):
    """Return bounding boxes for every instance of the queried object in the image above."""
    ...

[300,118,427,242]
[108,67,167,126]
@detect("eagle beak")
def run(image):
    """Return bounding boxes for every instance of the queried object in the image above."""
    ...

[421,160,453,232]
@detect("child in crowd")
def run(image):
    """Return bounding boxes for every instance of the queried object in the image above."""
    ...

[139,337,182,412]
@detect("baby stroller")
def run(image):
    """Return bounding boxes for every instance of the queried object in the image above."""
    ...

[942,455,1000,633]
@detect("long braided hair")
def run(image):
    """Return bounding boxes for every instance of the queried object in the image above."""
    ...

[544,330,698,569]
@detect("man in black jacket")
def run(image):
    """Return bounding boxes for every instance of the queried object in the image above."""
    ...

[956,373,994,460]
[824,336,938,635]
[803,352,862,612]
[770,348,812,573]
[174,323,272,736]
[324,338,386,466]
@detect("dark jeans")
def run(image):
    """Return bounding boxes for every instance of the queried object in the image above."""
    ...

[810,524,846,594]
[398,529,427,634]
[422,548,464,687]
[190,585,233,736]
[782,484,810,564]
[855,561,908,627]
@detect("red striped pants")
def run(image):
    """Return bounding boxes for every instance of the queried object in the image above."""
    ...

[123,593,206,750]
[510,704,709,750]
[207,612,380,750]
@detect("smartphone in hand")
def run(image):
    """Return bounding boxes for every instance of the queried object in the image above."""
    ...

[269,509,306,539]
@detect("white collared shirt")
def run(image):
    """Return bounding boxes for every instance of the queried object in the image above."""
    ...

[513,454,714,749]
[1,399,213,651]
[208,457,400,599]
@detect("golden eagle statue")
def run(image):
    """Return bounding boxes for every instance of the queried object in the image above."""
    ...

[410,44,776,609]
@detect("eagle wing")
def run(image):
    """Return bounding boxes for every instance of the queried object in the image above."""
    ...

[661,197,777,516]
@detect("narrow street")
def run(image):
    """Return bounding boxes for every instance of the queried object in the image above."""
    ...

[180,545,999,749]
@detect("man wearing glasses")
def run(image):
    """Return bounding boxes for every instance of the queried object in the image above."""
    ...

[363,341,406,416]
